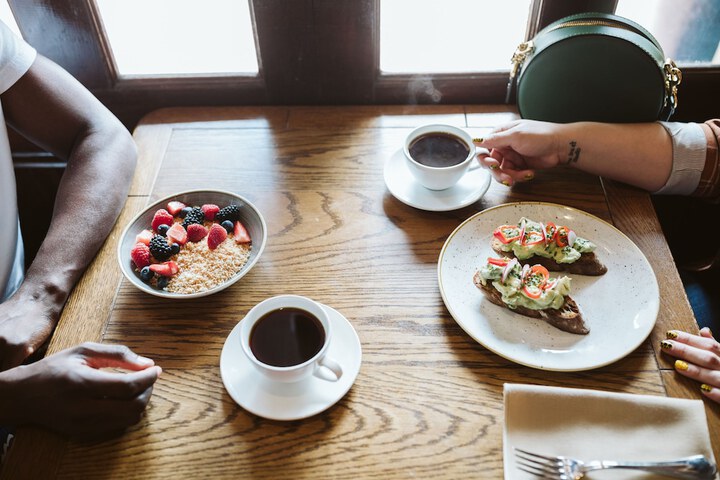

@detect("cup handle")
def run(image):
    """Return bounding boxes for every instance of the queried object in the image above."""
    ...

[313,356,343,382]
[468,146,490,171]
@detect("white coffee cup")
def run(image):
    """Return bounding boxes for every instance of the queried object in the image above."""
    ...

[403,124,486,190]
[240,295,343,383]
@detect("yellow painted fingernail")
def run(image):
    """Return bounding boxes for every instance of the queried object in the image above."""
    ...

[524,173,534,181]
[674,360,689,371]
[666,330,678,339]
[701,384,713,393]
[660,340,673,350]
[472,137,484,143]
[489,164,499,170]
[501,180,511,187]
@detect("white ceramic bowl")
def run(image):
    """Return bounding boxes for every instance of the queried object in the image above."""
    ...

[117,189,267,298]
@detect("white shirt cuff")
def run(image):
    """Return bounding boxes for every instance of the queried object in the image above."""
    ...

[653,122,707,195]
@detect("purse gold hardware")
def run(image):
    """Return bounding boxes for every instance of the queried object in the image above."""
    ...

[663,58,682,110]
[509,41,535,80]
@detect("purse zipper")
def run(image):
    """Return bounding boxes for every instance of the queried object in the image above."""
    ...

[509,19,643,82]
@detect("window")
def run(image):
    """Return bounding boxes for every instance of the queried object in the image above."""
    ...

[7,0,718,127]
[616,0,720,66]
[380,0,532,74]
[95,0,258,76]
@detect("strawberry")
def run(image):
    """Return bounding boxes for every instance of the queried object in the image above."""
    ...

[130,242,151,268]
[166,201,187,216]
[207,224,227,250]
[234,220,251,244]
[151,209,174,231]
[135,229,154,245]
[166,223,188,245]
[201,204,220,221]
[187,223,208,242]
[149,260,179,277]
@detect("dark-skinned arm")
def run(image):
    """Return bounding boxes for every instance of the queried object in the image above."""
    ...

[0,54,137,370]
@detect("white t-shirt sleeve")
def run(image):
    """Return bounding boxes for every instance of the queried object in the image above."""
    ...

[653,121,707,195]
[0,21,36,301]
[0,20,36,94]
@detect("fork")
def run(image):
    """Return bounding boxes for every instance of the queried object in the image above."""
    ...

[514,447,718,479]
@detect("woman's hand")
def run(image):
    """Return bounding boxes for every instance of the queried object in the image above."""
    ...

[0,342,161,437]
[661,328,720,402]
[475,120,565,186]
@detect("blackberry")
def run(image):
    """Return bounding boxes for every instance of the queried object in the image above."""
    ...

[149,235,173,261]
[216,205,240,224]
[182,206,204,229]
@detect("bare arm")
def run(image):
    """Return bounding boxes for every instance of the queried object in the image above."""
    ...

[0,54,136,369]
[476,120,673,191]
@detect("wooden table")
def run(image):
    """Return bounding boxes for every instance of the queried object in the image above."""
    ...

[3,106,717,479]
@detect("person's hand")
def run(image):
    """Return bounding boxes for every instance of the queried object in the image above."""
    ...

[0,296,56,371]
[3,342,161,437]
[475,119,565,186]
[661,328,720,403]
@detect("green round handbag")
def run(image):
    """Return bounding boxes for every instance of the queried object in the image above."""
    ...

[508,12,682,123]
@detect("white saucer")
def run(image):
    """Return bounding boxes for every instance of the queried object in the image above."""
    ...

[220,304,362,421]
[384,149,491,212]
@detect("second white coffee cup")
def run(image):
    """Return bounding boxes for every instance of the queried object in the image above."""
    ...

[403,124,485,190]
[240,295,343,383]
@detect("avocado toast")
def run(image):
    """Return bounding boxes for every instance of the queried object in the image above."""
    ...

[473,257,589,335]
[492,217,607,276]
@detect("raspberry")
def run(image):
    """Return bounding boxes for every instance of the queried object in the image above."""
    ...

[187,224,208,242]
[207,224,227,250]
[201,204,220,221]
[151,209,174,231]
[130,242,151,268]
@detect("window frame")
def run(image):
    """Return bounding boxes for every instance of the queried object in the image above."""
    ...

[7,0,719,127]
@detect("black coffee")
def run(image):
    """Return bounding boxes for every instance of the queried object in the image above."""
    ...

[409,132,470,168]
[249,307,325,367]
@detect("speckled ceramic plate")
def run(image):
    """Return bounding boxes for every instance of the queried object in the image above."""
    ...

[438,202,659,371]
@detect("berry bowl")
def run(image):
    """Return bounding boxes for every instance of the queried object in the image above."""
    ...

[117,189,267,298]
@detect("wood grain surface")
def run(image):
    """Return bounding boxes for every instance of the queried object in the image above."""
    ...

[2,105,715,479]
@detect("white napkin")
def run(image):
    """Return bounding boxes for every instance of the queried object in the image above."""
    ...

[504,383,716,479]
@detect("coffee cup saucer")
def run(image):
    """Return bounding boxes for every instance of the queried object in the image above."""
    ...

[220,304,362,421]
[384,149,491,212]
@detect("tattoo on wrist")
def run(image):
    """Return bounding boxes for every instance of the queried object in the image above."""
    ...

[566,140,581,164]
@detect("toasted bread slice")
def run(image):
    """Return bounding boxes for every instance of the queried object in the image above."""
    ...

[473,271,589,335]
[491,238,607,276]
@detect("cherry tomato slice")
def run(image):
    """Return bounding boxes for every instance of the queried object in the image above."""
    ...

[556,226,573,247]
[522,264,549,299]
[487,257,510,266]
[522,285,543,299]
[544,222,558,243]
[493,225,521,244]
